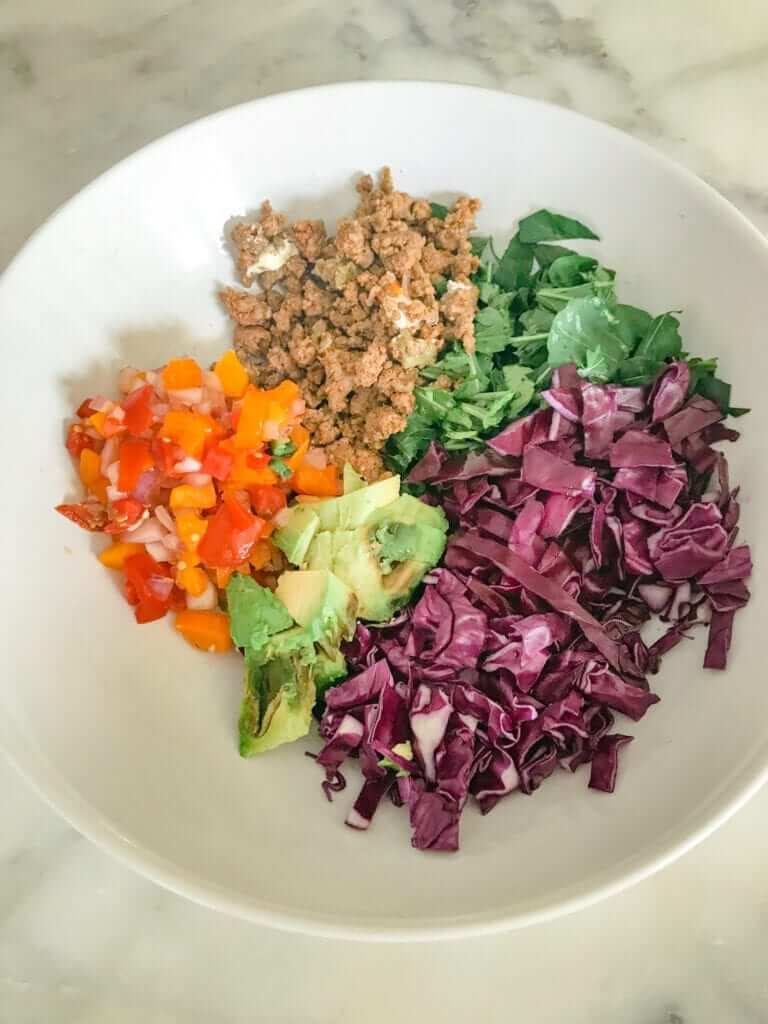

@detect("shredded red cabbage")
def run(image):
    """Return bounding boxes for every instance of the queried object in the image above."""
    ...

[311,363,751,851]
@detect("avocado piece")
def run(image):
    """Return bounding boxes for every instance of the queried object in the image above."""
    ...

[313,647,347,702]
[323,528,396,621]
[343,463,367,494]
[239,655,315,757]
[366,493,448,532]
[304,529,333,571]
[275,569,357,647]
[272,505,320,567]
[227,574,294,649]
[375,521,447,573]
[312,475,401,531]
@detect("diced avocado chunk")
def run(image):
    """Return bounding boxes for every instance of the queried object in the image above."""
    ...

[239,655,315,757]
[324,528,396,621]
[375,521,447,573]
[275,570,357,647]
[273,505,320,567]
[313,647,348,701]
[227,574,294,649]
[343,463,366,494]
[312,475,400,531]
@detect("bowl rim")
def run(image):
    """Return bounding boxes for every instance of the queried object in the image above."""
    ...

[3,80,768,941]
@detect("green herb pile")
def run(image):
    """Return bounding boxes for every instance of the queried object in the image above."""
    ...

[385,208,746,475]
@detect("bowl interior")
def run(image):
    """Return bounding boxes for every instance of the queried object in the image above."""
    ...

[1,83,766,938]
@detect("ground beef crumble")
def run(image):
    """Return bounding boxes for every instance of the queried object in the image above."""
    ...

[221,169,480,480]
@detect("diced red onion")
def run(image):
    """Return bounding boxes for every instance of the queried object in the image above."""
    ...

[118,367,141,394]
[131,469,158,503]
[263,420,280,441]
[154,506,176,533]
[120,517,167,544]
[89,395,113,414]
[204,370,223,392]
[172,456,202,474]
[106,484,127,503]
[145,540,172,563]
[146,574,175,602]
[290,399,306,417]
[183,472,212,488]
[168,387,203,405]
[186,578,218,611]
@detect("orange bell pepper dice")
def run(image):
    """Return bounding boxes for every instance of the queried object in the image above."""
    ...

[213,350,249,399]
[162,357,203,390]
[294,463,340,497]
[175,610,232,652]
[160,410,219,460]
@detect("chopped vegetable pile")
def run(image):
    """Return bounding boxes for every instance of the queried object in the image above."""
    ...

[386,209,747,475]
[313,361,752,849]
[56,350,338,641]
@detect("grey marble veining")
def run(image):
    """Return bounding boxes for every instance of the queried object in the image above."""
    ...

[2,1,768,1021]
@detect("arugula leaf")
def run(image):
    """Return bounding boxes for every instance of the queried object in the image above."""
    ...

[547,296,628,382]
[494,236,534,291]
[617,355,665,386]
[634,313,682,361]
[533,243,578,269]
[474,307,515,354]
[384,410,436,475]
[613,304,654,352]
[546,254,599,288]
[430,201,449,220]
[518,209,599,244]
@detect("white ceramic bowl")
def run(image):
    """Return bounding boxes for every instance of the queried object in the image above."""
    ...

[1,83,765,941]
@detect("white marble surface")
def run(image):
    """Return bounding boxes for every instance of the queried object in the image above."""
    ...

[2,1,768,1020]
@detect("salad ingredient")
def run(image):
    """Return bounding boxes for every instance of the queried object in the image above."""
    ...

[57,351,312,633]
[276,476,449,623]
[311,361,750,850]
[386,211,742,474]
[222,169,481,481]
[228,572,357,756]
[175,610,233,652]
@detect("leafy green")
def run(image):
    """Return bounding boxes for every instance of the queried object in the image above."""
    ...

[383,201,745,476]
[494,237,534,291]
[430,201,449,220]
[634,313,682,361]
[518,209,599,244]
[547,297,629,383]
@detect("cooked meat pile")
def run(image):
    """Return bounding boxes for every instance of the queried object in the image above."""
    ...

[220,169,480,480]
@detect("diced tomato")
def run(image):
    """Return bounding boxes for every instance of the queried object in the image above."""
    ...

[66,423,102,458]
[124,551,174,610]
[104,497,146,534]
[134,598,168,624]
[152,436,184,475]
[76,398,98,419]
[201,445,233,481]
[197,498,265,568]
[248,484,287,518]
[122,384,154,436]
[117,440,154,493]
[55,501,108,532]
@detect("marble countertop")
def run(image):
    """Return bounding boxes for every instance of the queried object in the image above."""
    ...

[2,1,768,1021]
